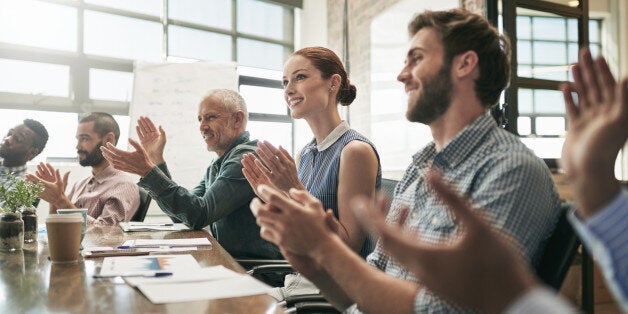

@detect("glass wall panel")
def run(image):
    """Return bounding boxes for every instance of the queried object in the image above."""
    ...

[169,0,231,30]
[0,0,76,51]
[531,17,565,41]
[237,0,291,41]
[517,117,531,136]
[238,66,283,81]
[533,89,565,114]
[517,41,532,64]
[240,85,286,115]
[237,38,286,70]
[168,26,231,62]
[89,69,134,102]
[520,137,565,159]
[84,10,162,61]
[371,88,406,115]
[247,121,292,152]
[85,0,161,16]
[532,42,567,65]
[0,59,69,96]
[532,65,568,81]
[518,88,533,114]
[516,16,531,39]
[536,117,565,136]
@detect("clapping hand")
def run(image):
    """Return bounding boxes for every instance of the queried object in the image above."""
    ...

[351,170,537,313]
[25,162,71,210]
[136,116,166,165]
[560,48,628,217]
[100,139,155,177]
[254,141,305,192]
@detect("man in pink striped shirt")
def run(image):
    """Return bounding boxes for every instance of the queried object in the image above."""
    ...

[27,112,139,225]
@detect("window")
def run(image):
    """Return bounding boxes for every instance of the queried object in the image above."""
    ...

[0,0,298,162]
[501,0,600,160]
[515,15,602,158]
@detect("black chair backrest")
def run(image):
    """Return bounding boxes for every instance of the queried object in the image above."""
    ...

[535,202,580,290]
[379,178,399,212]
[131,187,151,222]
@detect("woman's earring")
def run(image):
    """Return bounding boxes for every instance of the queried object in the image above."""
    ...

[329,87,334,93]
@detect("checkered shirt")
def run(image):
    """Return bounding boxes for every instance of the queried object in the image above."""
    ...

[347,115,561,313]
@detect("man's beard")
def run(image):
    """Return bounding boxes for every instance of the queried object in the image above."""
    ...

[406,63,453,124]
[78,142,105,167]
[0,143,27,163]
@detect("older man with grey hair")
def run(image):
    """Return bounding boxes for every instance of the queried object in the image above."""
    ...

[101,89,281,259]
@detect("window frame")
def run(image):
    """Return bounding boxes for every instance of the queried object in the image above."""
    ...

[0,0,297,153]
[501,0,589,136]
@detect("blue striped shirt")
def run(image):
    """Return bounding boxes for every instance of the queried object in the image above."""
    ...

[568,188,628,312]
[298,121,381,257]
[347,114,561,313]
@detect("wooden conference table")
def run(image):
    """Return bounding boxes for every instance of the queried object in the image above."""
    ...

[0,224,282,313]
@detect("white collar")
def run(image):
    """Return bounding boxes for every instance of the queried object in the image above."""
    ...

[316,121,350,151]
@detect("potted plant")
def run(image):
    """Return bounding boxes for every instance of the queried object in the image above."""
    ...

[0,174,44,251]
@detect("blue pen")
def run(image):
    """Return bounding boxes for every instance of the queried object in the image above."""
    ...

[93,272,173,278]
[116,245,132,249]
[150,272,173,277]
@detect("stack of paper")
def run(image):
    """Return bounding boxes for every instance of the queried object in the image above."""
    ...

[97,254,201,277]
[96,254,272,303]
[128,265,273,304]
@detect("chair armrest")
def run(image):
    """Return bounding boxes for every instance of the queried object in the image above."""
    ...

[247,263,294,275]
[285,293,327,307]
[293,301,340,314]
[236,258,289,270]
[247,263,295,287]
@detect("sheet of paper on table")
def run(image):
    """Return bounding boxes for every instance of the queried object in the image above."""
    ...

[136,273,273,304]
[121,238,211,248]
[83,246,198,257]
[119,222,190,232]
[124,265,240,287]
[98,254,201,277]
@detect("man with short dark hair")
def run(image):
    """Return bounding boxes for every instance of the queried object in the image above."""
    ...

[27,112,139,225]
[0,119,49,183]
[250,9,560,313]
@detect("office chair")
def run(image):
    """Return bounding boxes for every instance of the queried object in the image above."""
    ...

[534,201,580,290]
[131,187,152,222]
[380,178,398,199]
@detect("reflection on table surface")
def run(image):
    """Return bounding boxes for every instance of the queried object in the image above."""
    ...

[0,224,281,313]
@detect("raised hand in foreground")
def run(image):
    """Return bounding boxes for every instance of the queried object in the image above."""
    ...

[560,48,628,218]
